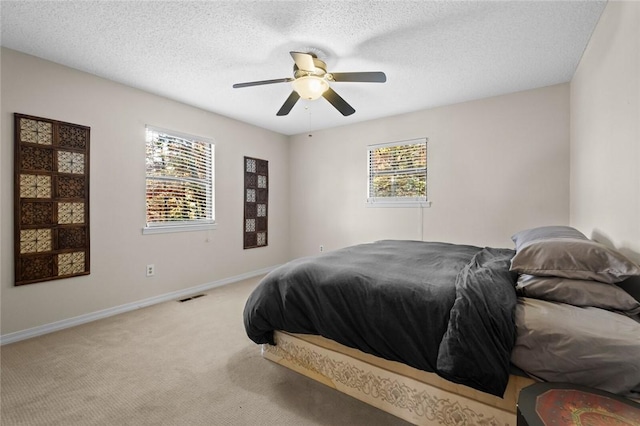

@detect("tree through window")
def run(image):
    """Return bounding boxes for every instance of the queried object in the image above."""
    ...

[145,126,215,229]
[367,138,427,204]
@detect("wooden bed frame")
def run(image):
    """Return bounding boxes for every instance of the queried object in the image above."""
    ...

[262,330,536,426]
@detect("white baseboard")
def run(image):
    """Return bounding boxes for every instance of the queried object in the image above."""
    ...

[0,265,277,346]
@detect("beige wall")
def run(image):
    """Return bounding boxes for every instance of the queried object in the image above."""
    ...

[289,84,571,257]
[1,48,290,335]
[570,0,640,263]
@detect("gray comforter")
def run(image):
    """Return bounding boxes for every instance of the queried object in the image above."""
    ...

[243,240,518,397]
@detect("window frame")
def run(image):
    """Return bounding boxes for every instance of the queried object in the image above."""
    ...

[366,137,430,208]
[142,125,217,235]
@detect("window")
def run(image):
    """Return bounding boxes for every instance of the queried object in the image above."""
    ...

[367,138,428,206]
[143,126,215,234]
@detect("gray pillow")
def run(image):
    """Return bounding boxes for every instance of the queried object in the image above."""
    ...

[516,274,640,315]
[511,297,640,396]
[511,225,587,252]
[510,238,640,284]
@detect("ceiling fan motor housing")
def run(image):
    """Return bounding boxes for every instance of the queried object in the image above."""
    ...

[293,57,328,79]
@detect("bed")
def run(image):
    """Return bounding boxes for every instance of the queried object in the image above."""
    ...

[243,226,640,425]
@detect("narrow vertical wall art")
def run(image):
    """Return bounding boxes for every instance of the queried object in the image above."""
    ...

[14,113,90,285]
[243,156,268,249]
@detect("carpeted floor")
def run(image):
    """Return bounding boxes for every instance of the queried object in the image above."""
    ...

[1,276,410,425]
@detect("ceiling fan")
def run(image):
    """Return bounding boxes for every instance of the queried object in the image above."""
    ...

[232,51,386,117]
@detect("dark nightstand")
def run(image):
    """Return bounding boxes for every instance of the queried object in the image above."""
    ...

[517,382,640,426]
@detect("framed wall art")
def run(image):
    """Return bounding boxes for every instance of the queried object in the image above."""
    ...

[14,113,90,285]
[243,156,268,249]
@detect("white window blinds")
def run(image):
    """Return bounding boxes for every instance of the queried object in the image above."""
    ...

[145,126,214,227]
[367,138,427,203]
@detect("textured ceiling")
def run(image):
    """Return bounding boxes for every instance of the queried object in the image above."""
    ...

[1,1,606,136]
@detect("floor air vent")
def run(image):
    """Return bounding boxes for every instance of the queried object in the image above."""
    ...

[178,294,206,303]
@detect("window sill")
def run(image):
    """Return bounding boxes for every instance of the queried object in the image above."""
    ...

[142,222,218,235]
[366,201,432,208]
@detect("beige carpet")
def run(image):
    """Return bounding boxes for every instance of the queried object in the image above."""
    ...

[1,276,410,425]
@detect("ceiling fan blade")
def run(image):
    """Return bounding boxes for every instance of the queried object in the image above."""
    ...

[322,87,355,116]
[330,72,387,83]
[290,51,316,72]
[233,78,293,88]
[276,91,300,116]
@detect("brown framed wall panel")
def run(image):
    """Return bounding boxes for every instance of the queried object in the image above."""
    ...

[243,156,268,249]
[14,113,90,285]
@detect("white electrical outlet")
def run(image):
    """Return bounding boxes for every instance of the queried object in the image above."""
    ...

[319,245,324,252]
[146,264,155,277]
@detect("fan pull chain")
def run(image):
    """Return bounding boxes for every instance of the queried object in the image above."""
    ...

[306,105,313,138]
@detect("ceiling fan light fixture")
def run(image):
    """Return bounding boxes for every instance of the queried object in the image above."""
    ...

[233,51,385,116]
[292,76,329,100]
